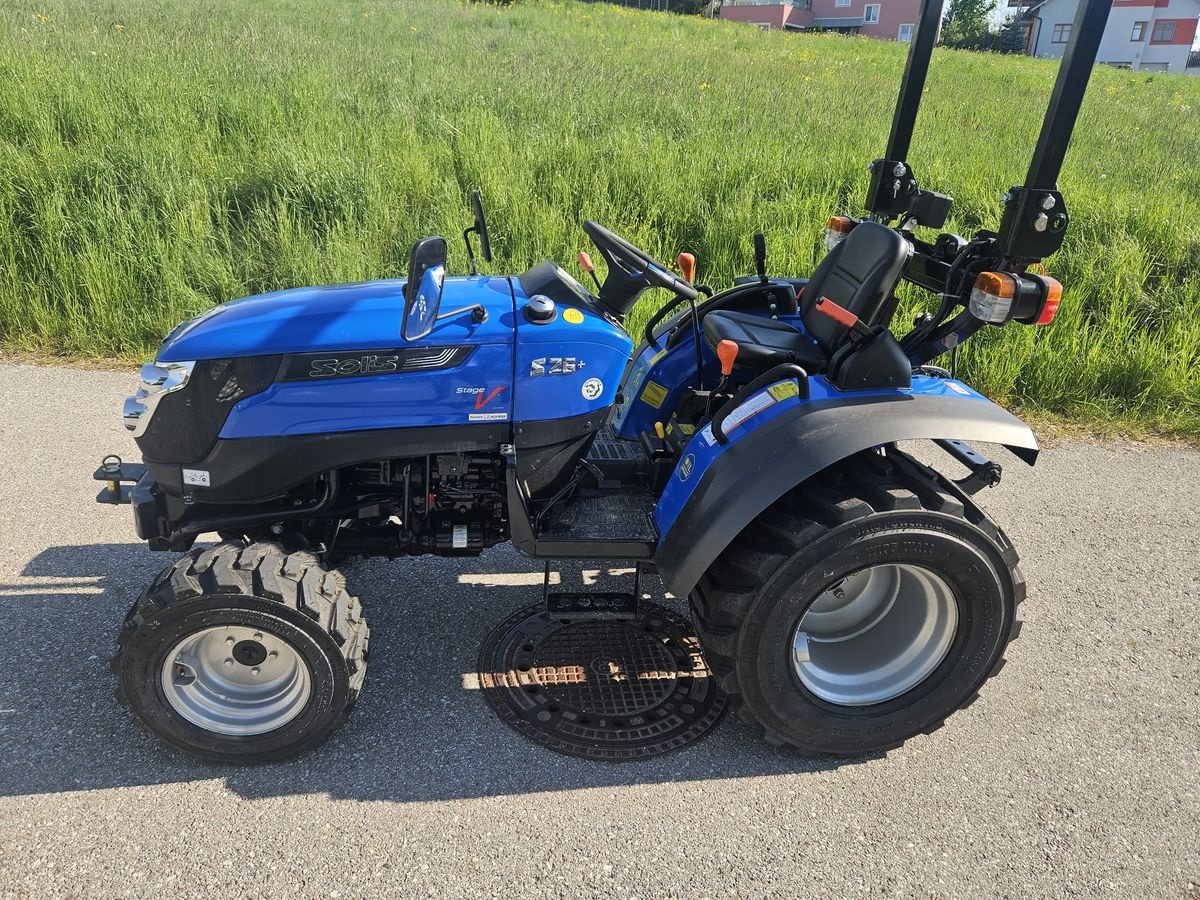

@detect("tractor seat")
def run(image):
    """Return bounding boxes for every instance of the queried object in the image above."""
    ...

[701,311,827,371]
[703,221,912,375]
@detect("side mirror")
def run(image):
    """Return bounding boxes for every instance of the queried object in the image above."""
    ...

[403,236,448,341]
[471,190,492,263]
[463,190,493,275]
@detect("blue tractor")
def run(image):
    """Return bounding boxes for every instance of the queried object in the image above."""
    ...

[94,0,1112,762]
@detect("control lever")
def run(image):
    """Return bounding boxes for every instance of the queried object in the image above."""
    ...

[813,296,875,343]
[717,339,740,376]
[676,252,696,284]
[753,233,767,284]
[705,339,740,421]
[653,421,668,454]
[577,251,603,293]
[677,252,705,392]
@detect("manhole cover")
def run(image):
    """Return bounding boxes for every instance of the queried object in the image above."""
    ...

[477,601,727,760]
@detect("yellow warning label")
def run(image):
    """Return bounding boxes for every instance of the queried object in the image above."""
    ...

[641,381,668,409]
[767,380,800,401]
[563,308,584,324]
[678,422,695,435]
[678,454,695,481]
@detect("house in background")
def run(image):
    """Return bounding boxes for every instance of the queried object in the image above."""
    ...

[1009,0,1200,71]
[719,0,923,42]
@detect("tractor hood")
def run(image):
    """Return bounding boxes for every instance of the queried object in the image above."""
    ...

[156,276,515,363]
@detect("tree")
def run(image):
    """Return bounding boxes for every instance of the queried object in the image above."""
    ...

[999,16,1032,54]
[941,0,997,49]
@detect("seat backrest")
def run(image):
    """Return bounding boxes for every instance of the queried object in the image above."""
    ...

[800,222,911,352]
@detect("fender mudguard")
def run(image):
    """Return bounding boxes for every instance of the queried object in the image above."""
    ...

[652,389,1038,599]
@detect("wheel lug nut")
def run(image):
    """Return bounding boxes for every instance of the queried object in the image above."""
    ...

[224,658,234,668]
[251,667,260,676]
[253,633,263,640]
[268,651,278,660]
[834,589,846,599]
[225,636,235,645]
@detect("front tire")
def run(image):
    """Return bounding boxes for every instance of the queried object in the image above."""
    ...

[114,541,368,763]
[691,451,1024,756]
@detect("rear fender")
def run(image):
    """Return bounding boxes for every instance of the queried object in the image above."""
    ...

[652,375,1038,598]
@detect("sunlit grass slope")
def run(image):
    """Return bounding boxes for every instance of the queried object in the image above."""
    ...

[1,0,1197,433]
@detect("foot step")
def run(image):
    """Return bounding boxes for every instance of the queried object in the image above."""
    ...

[546,592,638,619]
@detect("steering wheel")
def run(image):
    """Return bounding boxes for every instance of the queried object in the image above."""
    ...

[582,220,699,314]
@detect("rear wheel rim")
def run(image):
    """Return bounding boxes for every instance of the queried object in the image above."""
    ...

[161,624,312,735]
[792,564,958,707]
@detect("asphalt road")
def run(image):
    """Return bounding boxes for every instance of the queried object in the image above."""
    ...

[0,360,1197,899]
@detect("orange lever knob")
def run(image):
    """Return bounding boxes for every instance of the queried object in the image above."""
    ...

[717,339,740,377]
[814,296,859,329]
[677,252,696,284]
[578,251,595,273]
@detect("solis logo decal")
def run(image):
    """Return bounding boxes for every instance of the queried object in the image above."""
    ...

[307,355,399,378]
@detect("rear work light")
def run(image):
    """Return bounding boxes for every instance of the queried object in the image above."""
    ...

[825,216,856,251]
[968,271,1063,326]
[968,272,1017,323]
[1032,275,1062,325]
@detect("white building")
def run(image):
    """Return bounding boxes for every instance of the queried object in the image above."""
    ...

[1009,0,1200,72]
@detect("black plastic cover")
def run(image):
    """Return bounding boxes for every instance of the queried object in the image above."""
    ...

[135,356,281,464]
[827,328,912,391]
[146,421,511,503]
[518,261,600,313]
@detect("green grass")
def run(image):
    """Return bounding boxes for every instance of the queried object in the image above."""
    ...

[1,0,1198,435]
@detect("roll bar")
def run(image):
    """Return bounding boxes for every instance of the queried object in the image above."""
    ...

[865,0,1114,264]
[863,0,942,223]
[997,0,1114,263]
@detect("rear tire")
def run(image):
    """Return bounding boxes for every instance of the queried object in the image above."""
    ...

[691,450,1024,756]
[113,541,369,763]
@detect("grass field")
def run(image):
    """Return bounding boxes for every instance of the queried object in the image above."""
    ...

[1,0,1198,434]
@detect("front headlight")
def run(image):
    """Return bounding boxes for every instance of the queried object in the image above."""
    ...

[123,360,195,437]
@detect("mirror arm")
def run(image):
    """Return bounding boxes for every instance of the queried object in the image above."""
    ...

[436,303,488,325]
[463,226,479,276]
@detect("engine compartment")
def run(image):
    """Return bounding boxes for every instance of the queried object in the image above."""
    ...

[259,452,510,560]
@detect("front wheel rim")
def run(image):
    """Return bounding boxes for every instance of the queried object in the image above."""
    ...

[160,624,313,735]
[792,564,959,707]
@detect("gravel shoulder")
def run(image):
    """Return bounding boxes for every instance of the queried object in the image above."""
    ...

[0,361,1197,898]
